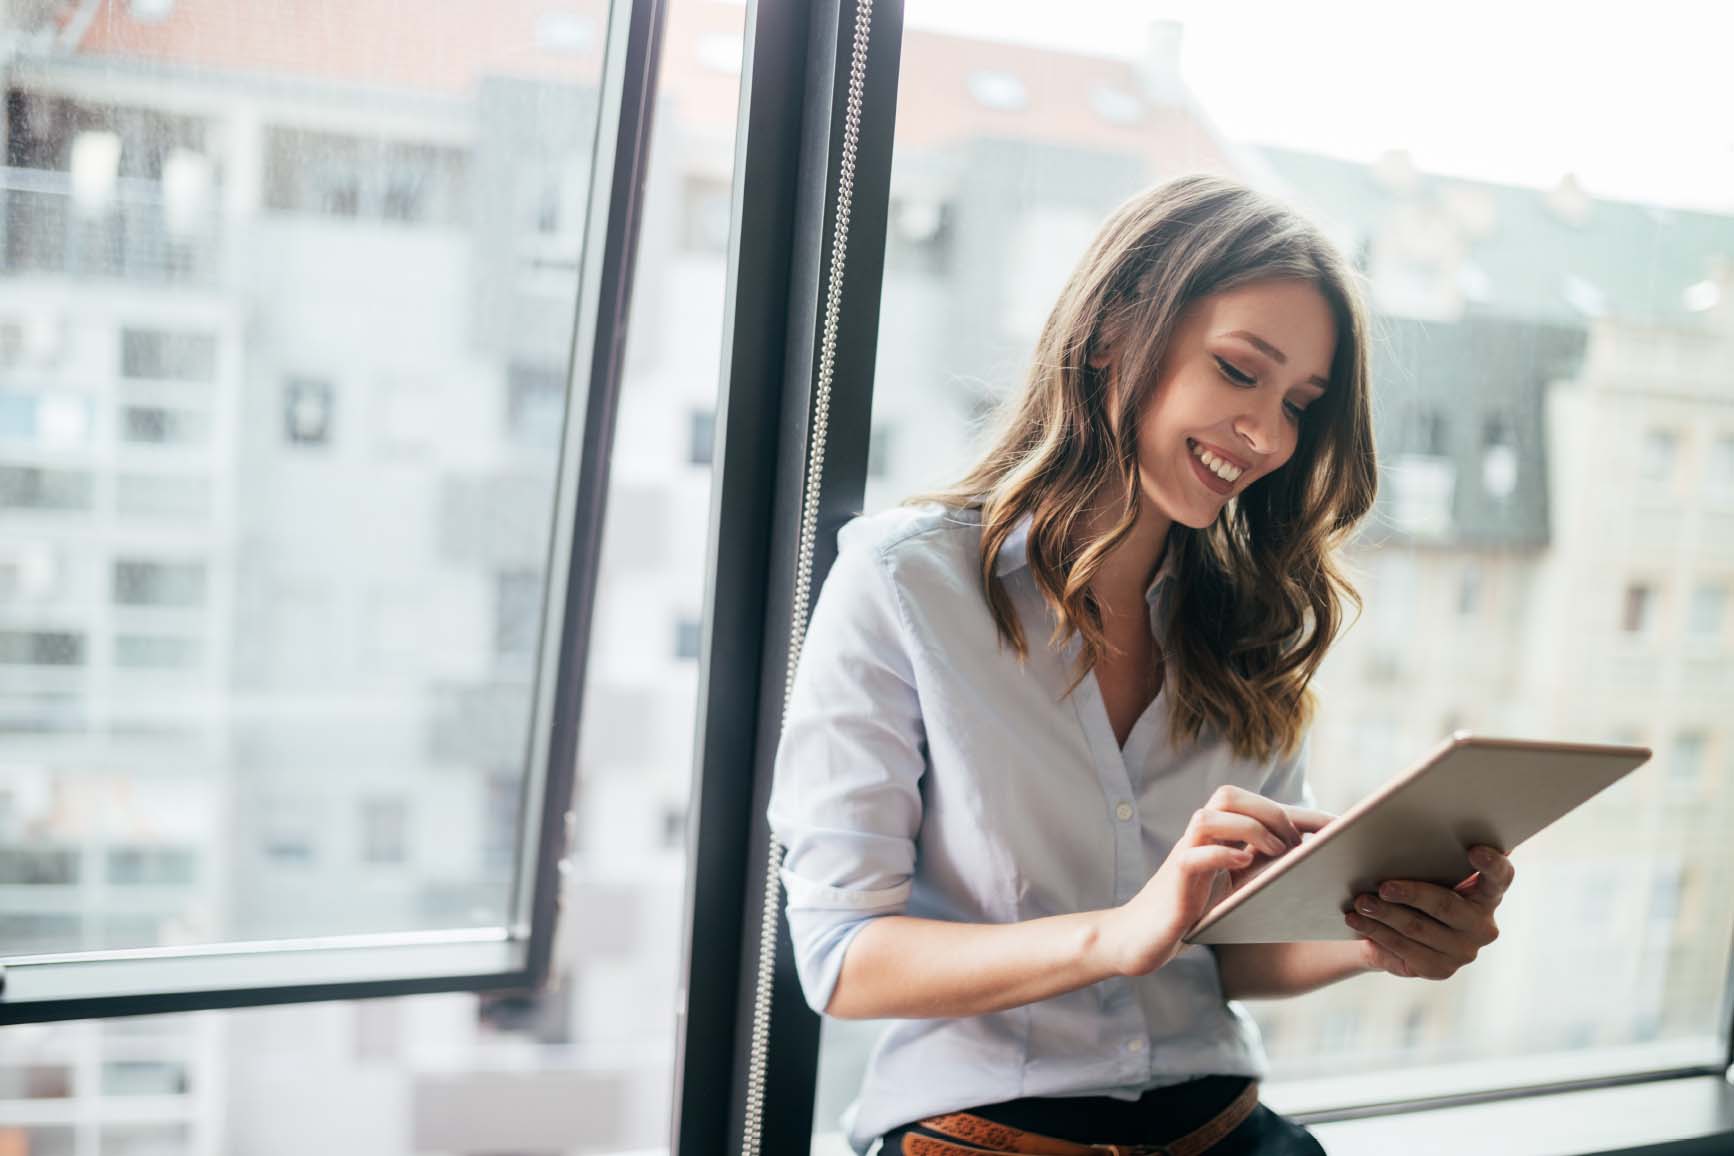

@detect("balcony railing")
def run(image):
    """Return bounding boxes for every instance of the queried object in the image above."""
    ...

[0,166,220,287]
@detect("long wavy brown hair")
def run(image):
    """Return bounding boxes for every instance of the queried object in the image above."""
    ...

[918,173,1378,765]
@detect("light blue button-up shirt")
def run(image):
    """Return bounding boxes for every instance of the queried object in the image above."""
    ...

[766,502,1315,1153]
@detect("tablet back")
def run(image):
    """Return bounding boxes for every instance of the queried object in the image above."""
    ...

[1186,732,1650,944]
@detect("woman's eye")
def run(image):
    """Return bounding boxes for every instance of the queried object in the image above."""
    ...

[1214,356,1254,386]
[1216,354,1306,421]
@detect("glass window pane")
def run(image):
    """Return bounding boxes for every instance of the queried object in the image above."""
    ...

[818,5,1734,1146]
[0,0,615,958]
[0,1,744,1153]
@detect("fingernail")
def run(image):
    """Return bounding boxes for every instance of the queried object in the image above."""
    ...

[1380,883,1404,900]
[1356,897,1377,914]
[1470,848,1490,868]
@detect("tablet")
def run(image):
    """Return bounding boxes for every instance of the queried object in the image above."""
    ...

[1183,731,1651,945]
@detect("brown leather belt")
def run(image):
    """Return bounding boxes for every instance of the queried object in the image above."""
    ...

[897,1080,1261,1156]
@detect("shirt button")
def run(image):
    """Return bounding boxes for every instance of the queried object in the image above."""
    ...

[1127,1038,1146,1053]
[1115,802,1134,822]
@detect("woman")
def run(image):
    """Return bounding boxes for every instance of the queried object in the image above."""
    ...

[766,173,1513,1155]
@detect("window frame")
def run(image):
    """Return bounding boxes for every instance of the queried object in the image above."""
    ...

[674,1,1734,1152]
[670,0,901,1151]
[0,0,667,1025]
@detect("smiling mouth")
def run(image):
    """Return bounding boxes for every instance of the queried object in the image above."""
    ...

[1186,438,1245,490]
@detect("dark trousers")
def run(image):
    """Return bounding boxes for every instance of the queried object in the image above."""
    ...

[875,1075,1326,1154]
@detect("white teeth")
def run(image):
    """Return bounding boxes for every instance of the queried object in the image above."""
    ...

[1189,440,1241,483]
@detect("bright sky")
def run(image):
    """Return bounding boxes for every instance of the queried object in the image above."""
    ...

[901,0,1734,214]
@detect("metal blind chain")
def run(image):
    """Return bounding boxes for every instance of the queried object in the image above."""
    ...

[742,2,876,1152]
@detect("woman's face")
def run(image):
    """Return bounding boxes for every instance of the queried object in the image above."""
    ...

[1093,277,1337,530]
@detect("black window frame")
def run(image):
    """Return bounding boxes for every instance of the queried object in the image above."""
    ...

[671,0,902,1151]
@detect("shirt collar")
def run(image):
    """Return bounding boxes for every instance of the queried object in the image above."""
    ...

[993,512,1180,604]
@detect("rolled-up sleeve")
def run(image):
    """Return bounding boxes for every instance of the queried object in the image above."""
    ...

[766,522,927,1016]
[1260,728,1318,811]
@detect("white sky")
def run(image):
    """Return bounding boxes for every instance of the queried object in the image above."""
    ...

[901,0,1734,213]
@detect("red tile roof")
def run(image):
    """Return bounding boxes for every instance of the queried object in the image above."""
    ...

[62,0,1229,167]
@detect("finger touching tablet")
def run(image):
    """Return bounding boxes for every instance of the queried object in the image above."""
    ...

[1184,732,1650,945]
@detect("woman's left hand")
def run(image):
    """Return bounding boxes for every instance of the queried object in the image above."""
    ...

[1344,845,1513,980]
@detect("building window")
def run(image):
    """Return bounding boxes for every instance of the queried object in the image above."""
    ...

[674,615,702,660]
[868,423,894,480]
[1457,562,1482,616]
[113,559,207,607]
[0,1067,72,1100]
[114,634,201,670]
[120,404,209,446]
[6,92,205,180]
[1687,584,1726,638]
[1668,732,1707,793]
[106,847,196,886]
[263,128,467,227]
[260,800,319,865]
[1640,429,1678,483]
[284,377,334,446]
[1416,407,1449,457]
[532,170,563,235]
[688,407,715,467]
[496,570,543,665]
[0,388,34,438]
[0,465,94,511]
[661,802,686,850]
[1649,869,1685,924]
[1481,413,1518,500]
[361,797,409,865]
[0,630,85,666]
[1386,454,1456,539]
[381,171,424,223]
[120,328,217,383]
[0,692,85,735]
[0,390,92,449]
[100,1061,189,1097]
[1621,583,1656,634]
[507,362,566,451]
[0,848,79,885]
[1401,1005,1429,1049]
[1711,435,1734,494]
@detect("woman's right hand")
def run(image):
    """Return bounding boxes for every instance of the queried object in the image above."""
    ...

[1096,785,1335,978]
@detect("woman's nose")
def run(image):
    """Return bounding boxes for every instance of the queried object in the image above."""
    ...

[1232,398,1284,456]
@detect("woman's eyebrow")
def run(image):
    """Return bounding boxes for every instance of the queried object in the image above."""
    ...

[1222,329,1329,390]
